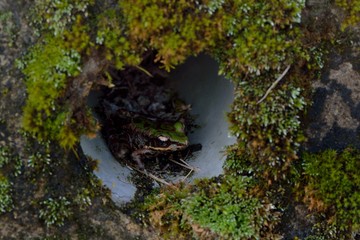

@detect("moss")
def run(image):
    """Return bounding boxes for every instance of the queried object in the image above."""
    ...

[144,183,192,239]
[0,174,13,213]
[0,11,17,47]
[289,147,360,238]
[226,72,307,185]
[335,0,360,30]
[29,0,95,37]
[144,175,281,239]
[18,1,142,148]
[14,1,356,238]
[0,144,23,177]
[0,146,11,168]
[17,0,308,150]
[17,35,83,147]
[39,196,72,227]
[183,176,281,239]
[120,0,305,75]
[296,148,360,236]
[96,8,142,68]
[1,135,109,229]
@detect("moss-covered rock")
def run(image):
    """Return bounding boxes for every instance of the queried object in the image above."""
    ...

[144,175,281,239]
[1,0,359,238]
[300,148,360,235]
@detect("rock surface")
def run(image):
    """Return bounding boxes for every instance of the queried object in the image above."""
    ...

[306,37,360,152]
[0,0,159,239]
[281,1,360,239]
[0,0,359,238]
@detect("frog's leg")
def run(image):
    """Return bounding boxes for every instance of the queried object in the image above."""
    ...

[131,149,154,169]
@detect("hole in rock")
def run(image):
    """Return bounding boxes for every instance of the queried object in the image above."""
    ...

[97,52,201,180]
[81,54,236,205]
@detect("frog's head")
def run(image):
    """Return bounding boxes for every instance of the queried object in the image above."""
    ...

[157,121,188,145]
[150,121,188,151]
[133,118,188,150]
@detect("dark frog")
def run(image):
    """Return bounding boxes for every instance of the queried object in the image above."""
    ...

[107,117,189,169]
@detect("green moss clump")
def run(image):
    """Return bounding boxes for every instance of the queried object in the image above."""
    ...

[96,9,141,69]
[39,196,72,227]
[0,146,11,168]
[120,0,305,75]
[335,0,360,30]
[0,175,13,213]
[0,11,17,47]
[183,176,281,239]
[299,148,360,234]
[17,36,83,148]
[20,137,109,229]
[144,183,192,239]
[144,175,281,239]
[0,144,22,177]
[226,72,306,184]
[30,0,95,37]
[304,235,326,240]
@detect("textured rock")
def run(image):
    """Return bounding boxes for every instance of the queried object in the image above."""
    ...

[0,0,158,239]
[306,50,360,151]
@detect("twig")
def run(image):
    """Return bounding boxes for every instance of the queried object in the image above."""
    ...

[257,65,291,104]
[169,159,197,172]
[132,167,171,186]
[179,159,199,171]
[147,172,171,186]
[134,65,154,77]
[181,169,193,182]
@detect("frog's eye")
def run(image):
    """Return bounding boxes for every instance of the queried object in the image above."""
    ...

[174,122,184,132]
[158,136,169,141]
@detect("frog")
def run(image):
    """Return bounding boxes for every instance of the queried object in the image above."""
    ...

[106,116,189,169]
